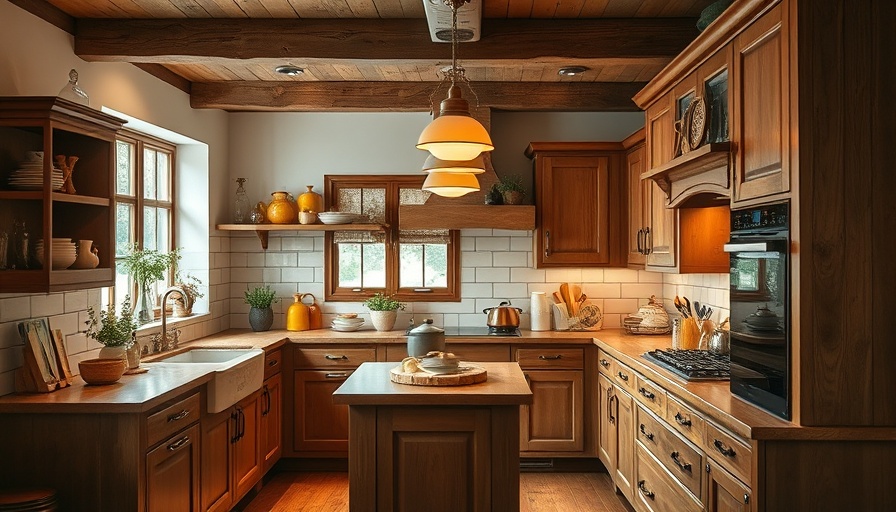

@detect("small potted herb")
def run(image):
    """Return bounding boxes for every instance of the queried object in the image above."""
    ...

[363,292,406,331]
[244,285,279,332]
[85,295,138,362]
[497,174,526,205]
[119,245,180,324]
[484,183,504,205]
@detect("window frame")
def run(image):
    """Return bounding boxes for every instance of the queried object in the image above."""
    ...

[112,129,177,306]
[324,175,461,303]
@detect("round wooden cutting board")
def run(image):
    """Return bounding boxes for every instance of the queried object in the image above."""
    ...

[389,365,487,386]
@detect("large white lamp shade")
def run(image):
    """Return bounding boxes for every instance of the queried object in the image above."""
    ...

[417,85,494,161]
[422,171,480,198]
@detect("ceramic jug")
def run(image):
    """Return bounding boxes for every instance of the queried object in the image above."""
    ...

[302,293,322,329]
[286,293,310,331]
[298,185,323,213]
[267,191,296,224]
[71,239,100,269]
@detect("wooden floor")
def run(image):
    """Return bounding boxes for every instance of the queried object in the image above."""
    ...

[241,471,634,512]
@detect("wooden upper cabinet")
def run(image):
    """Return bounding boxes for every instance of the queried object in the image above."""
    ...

[528,142,625,268]
[646,94,675,171]
[626,136,648,267]
[732,3,790,204]
[645,181,677,269]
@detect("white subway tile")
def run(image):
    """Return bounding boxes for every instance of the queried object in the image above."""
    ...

[282,237,314,251]
[231,267,264,283]
[462,252,492,267]
[231,236,262,252]
[262,268,282,283]
[638,270,664,283]
[509,237,532,251]
[0,346,23,373]
[476,267,509,283]
[581,269,605,283]
[0,322,23,349]
[601,313,622,328]
[604,268,640,283]
[460,229,493,237]
[621,283,664,299]
[0,297,30,323]
[476,234,511,251]
[492,252,528,267]
[65,332,89,355]
[460,237,476,251]
[460,283,493,298]
[492,283,529,301]
[457,313,484,326]
[510,268,545,283]
[263,237,281,251]
[0,371,15,397]
[49,313,80,336]
[603,298,639,314]
[282,268,315,283]
[586,283,622,299]
[297,252,324,267]
[229,253,248,267]
[461,268,476,283]
[247,253,265,267]
[31,294,64,317]
[265,252,298,267]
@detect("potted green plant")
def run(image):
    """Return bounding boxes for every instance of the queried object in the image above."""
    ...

[497,174,526,205]
[245,285,279,332]
[85,295,138,364]
[119,245,180,325]
[363,292,406,331]
[484,183,504,205]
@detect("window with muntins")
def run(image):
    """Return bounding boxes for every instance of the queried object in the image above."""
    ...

[113,131,176,310]
[324,175,460,302]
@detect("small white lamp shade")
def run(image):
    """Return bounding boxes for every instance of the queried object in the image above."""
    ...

[422,171,480,198]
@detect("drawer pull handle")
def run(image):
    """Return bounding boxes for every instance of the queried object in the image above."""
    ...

[617,371,629,381]
[538,355,562,360]
[268,359,279,367]
[638,387,655,400]
[670,451,692,472]
[325,354,348,360]
[167,436,190,451]
[713,439,736,458]
[637,480,655,500]
[167,410,189,422]
[674,412,692,427]
[599,359,610,368]
[639,424,654,441]
[326,372,348,378]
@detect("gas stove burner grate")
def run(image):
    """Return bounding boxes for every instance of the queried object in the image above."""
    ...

[487,326,521,337]
[642,349,730,381]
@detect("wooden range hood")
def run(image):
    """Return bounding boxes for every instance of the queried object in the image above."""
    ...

[643,142,732,208]
[399,105,535,231]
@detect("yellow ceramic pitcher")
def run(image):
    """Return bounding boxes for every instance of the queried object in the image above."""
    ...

[286,293,310,331]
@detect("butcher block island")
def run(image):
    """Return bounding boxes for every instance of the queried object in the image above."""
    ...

[333,362,533,512]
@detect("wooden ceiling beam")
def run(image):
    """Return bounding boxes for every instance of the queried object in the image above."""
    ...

[75,18,697,62]
[190,81,646,112]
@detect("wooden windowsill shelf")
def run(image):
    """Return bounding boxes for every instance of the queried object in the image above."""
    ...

[398,205,535,231]
[216,223,386,249]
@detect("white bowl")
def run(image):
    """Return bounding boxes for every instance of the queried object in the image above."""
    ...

[331,324,363,332]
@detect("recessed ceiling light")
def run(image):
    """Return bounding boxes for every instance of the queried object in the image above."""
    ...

[275,65,304,76]
[558,66,589,76]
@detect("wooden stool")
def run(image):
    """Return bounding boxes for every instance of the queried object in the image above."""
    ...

[0,489,57,511]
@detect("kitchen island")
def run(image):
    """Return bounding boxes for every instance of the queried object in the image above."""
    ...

[332,362,533,512]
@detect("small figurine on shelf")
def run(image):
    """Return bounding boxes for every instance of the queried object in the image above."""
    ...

[54,154,78,194]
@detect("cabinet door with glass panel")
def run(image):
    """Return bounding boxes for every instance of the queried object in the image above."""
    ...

[113,131,175,311]
[324,176,460,302]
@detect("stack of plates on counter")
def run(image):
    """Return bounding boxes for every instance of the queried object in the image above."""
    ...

[35,238,77,269]
[317,212,359,225]
[418,352,462,374]
[331,314,365,332]
[8,155,64,191]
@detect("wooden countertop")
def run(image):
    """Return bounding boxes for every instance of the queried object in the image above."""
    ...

[332,362,533,406]
[283,327,600,344]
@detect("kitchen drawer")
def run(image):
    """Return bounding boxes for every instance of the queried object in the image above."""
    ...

[264,349,282,379]
[294,346,376,369]
[636,405,703,500]
[635,375,667,417]
[705,421,752,485]
[665,394,706,449]
[516,348,583,369]
[612,358,637,394]
[146,392,201,448]
[597,350,614,376]
[634,444,703,512]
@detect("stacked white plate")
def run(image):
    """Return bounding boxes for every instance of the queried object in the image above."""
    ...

[8,158,64,191]
[331,314,365,332]
[35,238,77,269]
[317,212,358,225]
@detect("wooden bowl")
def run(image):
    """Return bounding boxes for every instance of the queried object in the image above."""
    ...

[78,358,127,385]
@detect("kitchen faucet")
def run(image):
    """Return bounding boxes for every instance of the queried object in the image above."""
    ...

[159,285,191,351]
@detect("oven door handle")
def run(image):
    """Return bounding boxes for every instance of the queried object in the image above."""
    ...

[723,242,770,253]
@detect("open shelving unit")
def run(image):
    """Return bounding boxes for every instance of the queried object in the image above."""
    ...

[215,223,386,250]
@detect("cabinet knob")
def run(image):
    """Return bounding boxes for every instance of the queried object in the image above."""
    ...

[599,359,611,368]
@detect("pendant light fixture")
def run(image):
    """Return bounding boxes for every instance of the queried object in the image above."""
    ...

[422,170,480,198]
[421,154,486,174]
[417,0,494,162]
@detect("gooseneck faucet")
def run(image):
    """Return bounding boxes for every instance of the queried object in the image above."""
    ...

[160,285,191,350]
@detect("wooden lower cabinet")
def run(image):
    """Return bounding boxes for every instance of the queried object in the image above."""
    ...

[200,390,264,512]
[261,372,282,472]
[634,444,703,512]
[597,373,634,502]
[519,370,584,452]
[706,459,752,512]
[146,423,201,512]
[293,370,352,453]
[598,373,617,471]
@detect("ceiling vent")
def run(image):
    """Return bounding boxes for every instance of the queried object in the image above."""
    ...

[423,0,482,43]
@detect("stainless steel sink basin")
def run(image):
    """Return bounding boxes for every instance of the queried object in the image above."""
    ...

[151,348,265,413]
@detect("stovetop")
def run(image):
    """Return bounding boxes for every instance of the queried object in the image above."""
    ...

[642,349,730,381]
[441,326,522,337]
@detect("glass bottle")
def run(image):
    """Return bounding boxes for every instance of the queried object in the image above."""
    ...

[57,69,89,106]
[234,178,250,223]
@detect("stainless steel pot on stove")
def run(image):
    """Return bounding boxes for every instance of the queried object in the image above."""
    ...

[483,301,522,328]
[405,319,446,357]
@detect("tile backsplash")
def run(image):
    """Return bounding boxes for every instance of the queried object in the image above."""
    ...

[0,230,731,397]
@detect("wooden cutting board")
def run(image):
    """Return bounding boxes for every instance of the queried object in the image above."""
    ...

[389,365,487,386]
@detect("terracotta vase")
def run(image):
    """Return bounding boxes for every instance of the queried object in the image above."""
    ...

[71,239,100,269]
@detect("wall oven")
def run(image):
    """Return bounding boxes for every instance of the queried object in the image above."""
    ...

[724,202,790,419]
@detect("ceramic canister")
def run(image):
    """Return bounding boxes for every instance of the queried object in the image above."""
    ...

[298,185,324,213]
[267,191,296,224]
[286,293,310,331]
[530,292,551,331]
